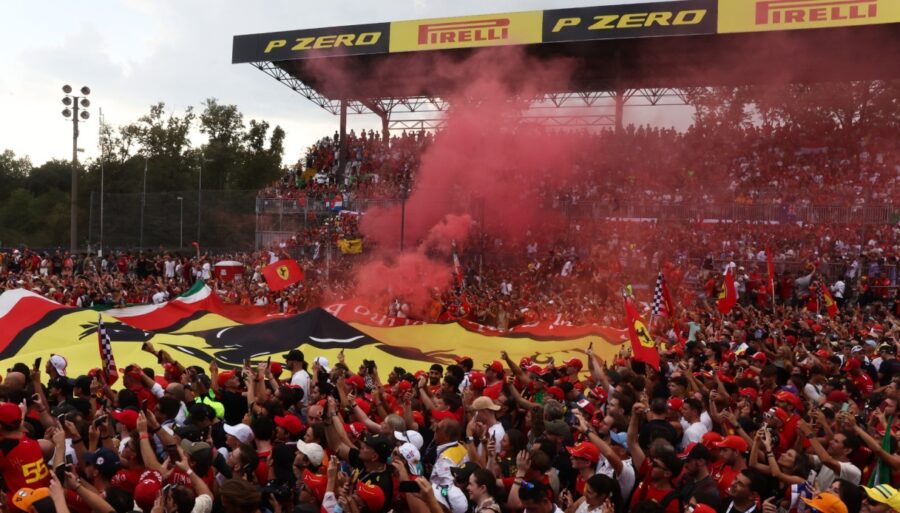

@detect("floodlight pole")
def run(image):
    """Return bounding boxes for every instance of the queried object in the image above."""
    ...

[71,102,79,253]
[62,85,90,253]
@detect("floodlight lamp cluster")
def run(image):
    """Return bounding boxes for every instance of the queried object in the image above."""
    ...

[61,84,91,120]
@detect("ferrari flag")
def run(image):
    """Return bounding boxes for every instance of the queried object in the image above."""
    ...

[262,259,304,291]
[624,297,659,370]
[717,268,737,315]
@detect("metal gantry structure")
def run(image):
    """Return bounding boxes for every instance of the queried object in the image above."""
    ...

[253,60,695,133]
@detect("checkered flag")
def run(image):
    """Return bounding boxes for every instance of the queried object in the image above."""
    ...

[650,271,672,316]
[97,314,119,386]
[816,280,825,314]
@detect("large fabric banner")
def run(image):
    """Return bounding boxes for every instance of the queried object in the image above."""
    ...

[0,287,625,379]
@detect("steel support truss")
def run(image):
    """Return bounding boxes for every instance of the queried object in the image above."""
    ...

[252,61,696,130]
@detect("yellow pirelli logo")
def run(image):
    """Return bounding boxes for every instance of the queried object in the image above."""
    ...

[390,11,543,53]
[718,0,900,33]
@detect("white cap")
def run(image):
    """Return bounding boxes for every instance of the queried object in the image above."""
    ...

[397,442,420,469]
[49,354,68,377]
[313,356,330,372]
[296,441,325,467]
[432,483,468,513]
[394,430,424,451]
[224,424,254,444]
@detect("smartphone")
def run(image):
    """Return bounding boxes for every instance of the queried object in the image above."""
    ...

[266,356,271,367]
[55,462,66,482]
[166,445,182,462]
[65,454,74,470]
[162,484,173,496]
[57,413,67,425]
[840,402,850,412]
[398,480,420,493]
[93,415,107,428]
[140,399,149,412]
[243,358,250,368]
[33,357,42,371]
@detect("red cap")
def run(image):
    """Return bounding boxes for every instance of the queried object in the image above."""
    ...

[715,435,749,453]
[414,370,426,380]
[769,407,790,422]
[739,387,759,401]
[519,357,533,367]
[412,411,425,426]
[302,470,327,501]
[844,358,862,371]
[163,363,182,378]
[701,431,723,448]
[346,374,366,392]
[546,386,564,402]
[133,470,163,511]
[774,390,804,411]
[667,397,684,410]
[484,360,504,374]
[274,415,304,436]
[591,387,608,404]
[815,349,831,359]
[269,362,283,378]
[217,370,236,388]
[397,380,412,393]
[468,371,485,391]
[579,401,596,417]
[564,358,583,370]
[355,481,386,513]
[751,352,767,363]
[0,403,21,424]
[526,365,543,374]
[785,335,797,345]
[566,442,600,463]
[111,409,139,430]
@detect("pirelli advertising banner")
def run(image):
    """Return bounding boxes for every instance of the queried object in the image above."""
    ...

[388,11,543,53]
[543,0,718,43]
[231,22,390,63]
[717,0,900,33]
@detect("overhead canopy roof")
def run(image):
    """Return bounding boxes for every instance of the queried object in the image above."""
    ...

[234,0,899,99]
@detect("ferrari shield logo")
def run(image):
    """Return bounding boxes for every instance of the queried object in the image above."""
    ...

[632,319,655,348]
[277,265,290,280]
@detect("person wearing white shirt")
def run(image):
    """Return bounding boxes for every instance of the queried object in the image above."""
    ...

[284,349,311,405]
[680,398,709,449]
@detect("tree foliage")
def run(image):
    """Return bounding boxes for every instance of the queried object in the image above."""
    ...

[0,98,286,248]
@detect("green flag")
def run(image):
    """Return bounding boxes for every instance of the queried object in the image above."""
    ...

[867,415,893,486]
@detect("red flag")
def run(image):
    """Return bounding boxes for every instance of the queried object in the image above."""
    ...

[821,285,838,318]
[261,259,304,292]
[97,315,119,386]
[451,240,464,288]
[765,243,775,295]
[624,297,660,370]
[716,268,737,315]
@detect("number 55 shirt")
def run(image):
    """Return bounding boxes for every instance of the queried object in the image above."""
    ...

[0,435,51,494]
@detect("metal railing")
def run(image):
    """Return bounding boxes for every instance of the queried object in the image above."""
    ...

[257,196,897,225]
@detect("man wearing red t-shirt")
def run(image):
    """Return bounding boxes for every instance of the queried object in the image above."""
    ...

[710,435,748,499]
[629,452,683,513]
[0,402,50,496]
[844,358,874,397]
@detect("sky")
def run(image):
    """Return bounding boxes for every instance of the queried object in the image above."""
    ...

[0,0,688,168]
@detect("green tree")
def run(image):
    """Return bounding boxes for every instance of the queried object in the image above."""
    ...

[0,150,32,201]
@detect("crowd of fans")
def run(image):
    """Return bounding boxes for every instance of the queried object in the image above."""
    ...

[0,299,896,513]
[0,116,898,513]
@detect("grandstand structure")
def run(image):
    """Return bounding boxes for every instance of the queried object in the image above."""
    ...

[235,0,899,248]
[233,0,898,136]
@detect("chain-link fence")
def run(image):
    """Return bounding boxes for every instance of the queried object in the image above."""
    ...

[86,190,257,252]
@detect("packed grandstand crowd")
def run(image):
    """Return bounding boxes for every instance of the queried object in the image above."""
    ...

[0,120,898,513]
